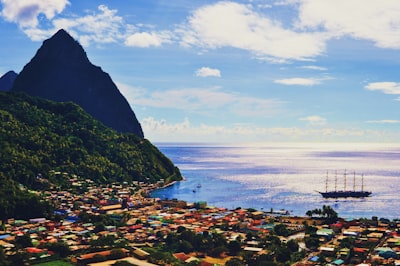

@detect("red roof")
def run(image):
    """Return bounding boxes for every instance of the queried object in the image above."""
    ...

[173,252,191,262]
[354,247,367,253]
[331,223,343,228]
[26,247,45,253]
[129,225,143,230]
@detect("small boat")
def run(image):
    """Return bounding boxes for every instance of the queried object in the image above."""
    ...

[318,170,372,198]
[196,183,201,188]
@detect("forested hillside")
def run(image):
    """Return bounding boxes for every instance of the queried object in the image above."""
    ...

[0,92,182,189]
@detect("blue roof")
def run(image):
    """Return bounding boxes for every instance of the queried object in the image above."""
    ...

[333,259,344,265]
[0,234,11,240]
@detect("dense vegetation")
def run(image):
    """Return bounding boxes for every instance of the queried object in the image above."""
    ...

[0,91,182,219]
[0,173,53,223]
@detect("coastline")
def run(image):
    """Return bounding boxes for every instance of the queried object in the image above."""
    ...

[154,143,400,219]
[162,176,185,188]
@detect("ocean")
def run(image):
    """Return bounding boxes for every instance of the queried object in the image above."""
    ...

[150,142,400,220]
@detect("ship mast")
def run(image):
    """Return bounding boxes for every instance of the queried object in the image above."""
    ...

[361,174,364,192]
[325,171,328,192]
[335,170,337,191]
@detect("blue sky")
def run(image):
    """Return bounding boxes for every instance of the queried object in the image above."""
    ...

[1,0,400,143]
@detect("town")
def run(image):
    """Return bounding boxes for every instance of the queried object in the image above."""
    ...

[0,173,399,266]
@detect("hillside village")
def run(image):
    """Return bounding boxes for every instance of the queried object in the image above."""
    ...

[0,173,399,266]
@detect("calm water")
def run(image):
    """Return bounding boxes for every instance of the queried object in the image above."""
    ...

[150,143,400,219]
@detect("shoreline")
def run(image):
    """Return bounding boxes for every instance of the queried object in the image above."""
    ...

[160,176,186,189]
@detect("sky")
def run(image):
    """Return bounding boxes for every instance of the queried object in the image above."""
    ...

[1,0,400,143]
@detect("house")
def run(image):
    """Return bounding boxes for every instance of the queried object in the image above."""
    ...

[133,248,150,260]
[77,248,129,264]
[173,252,200,263]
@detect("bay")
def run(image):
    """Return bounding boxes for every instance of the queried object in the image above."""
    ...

[150,142,400,219]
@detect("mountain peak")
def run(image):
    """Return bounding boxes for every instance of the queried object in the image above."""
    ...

[11,29,144,137]
[48,29,81,49]
[34,28,89,65]
[53,28,71,38]
[0,71,18,91]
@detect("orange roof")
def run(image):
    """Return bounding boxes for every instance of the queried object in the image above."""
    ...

[201,261,214,266]
[78,250,111,260]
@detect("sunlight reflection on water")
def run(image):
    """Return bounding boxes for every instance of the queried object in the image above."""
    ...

[151,143,400,219]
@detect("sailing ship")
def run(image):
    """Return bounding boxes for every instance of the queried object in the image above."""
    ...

[318,170,372,198]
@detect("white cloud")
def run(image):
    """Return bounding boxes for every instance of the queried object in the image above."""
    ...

[365,82,400,95]
[141,117,398,143]
[366,120,400,124]
[274,77,321,86]
[195,67,221,77]
[142,117,191,134]
[299,115,327,126]
[301,65,327,71]
[0,0,69,28]
[125,31,172,47]
[5,0,400,61]
[15,5,134,45]
[296,0,400,49]
[179,1,327,61]
[117,83,285,117]
[7,3,174,48]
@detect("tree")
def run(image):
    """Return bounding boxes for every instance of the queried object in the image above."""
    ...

[246,232,255,241]
[0,247,9,266]
[211,233,227,248]
[210,246,228,257]
[186,260,200,266]
[90,234,117,248]
[306,205,338,224]
[40,241,70,257]
[304,224,317,235]
[226,258,244,266]
[275,246,291,263]
[177,226,186,233]
[8,251,29,266]
[15,234,32,248]
[109,249,127,260]
[178,240,194,253]
[165,232,178,246]
[93,222,106,233]
[322,205,338,223]
[254,254,275,265]
[227,240,242,255]
[91,254,107,263]
[339,237,355,249]
[305,236,320,250]
[274,224,290,237]
[113,261,135,266]
[287,239,299,253]
[179,230,196,244]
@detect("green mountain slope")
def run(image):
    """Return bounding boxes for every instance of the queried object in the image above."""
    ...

[0,92,182,189]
